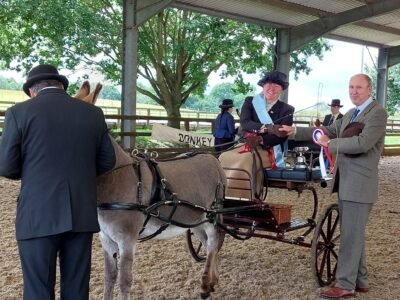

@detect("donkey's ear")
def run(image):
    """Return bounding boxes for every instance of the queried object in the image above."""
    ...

[83,83,102,105]
[74,81,90,100]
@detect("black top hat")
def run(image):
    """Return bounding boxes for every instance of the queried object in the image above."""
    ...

[23,64,69,96]
[257,70,289,90]
[328,99,343,107]
[219,99,234,108]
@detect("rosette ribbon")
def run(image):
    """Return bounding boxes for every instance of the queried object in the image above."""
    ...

[312,128,333,178]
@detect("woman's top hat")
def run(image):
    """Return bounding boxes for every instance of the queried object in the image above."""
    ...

[328,99,343,107]
[219,99,234,108]
[23,64,69,96]
[257,70,289,90]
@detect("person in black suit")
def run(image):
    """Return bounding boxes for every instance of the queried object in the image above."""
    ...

[319,99,344,126]
[240,70,294,147]
[0,64,116,300]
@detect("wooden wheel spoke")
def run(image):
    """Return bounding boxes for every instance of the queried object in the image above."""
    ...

[320,228,329,244]
[326,250,332,276]
[328,214,339,238]
[319,248,328,277]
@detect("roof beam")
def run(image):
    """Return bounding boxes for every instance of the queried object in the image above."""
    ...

[289,0,400,51]
[388,45,400,67]
[136,0,173,26]
[172,1,286,28]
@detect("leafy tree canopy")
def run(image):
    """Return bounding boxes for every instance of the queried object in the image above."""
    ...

[366,65,400,116]
[0,76,22,90]
[0,1,331,126]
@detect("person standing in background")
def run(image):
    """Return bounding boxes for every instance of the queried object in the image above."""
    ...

[213,98,236,153]
[319,99,344,126]
[0,64,116,299]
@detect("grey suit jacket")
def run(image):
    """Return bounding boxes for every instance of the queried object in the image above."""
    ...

[296,101,387,203]
[0,88,116,240]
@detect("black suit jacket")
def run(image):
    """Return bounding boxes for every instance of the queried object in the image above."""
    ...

[240,96,294,147]
[322,113,343,126]
[0,88,116,240]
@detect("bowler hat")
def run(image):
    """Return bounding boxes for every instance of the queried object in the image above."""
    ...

[257,70,289,90]
[219,99,234,108]
[328,99,343,107]
[23,64,69,96]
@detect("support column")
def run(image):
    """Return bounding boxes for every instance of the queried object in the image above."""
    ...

[275,29,291,103]
[376,47,388,108]
[122,0,138,149]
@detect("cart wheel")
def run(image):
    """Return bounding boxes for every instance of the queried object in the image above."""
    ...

[311,203,340,287]
[186,229,225,262]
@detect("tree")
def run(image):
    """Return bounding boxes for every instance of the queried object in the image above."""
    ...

[366,65,400,115]
[0,76,22,90]
[0,1,331,127]
[100,85,121,100]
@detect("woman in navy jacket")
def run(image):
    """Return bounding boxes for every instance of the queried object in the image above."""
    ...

[213,99,236,153]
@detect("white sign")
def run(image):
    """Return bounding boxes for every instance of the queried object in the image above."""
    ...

[151,124,214,147]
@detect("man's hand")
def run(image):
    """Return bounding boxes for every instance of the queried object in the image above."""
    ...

[278,125,295,136]
[318,135,330,147]
[314,118,321,127]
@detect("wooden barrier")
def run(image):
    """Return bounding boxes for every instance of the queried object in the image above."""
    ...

[1,107,400,156]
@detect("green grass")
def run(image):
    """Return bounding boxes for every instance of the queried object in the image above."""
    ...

[385,136,400,145]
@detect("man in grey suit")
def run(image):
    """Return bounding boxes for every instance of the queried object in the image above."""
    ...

[0,64,116,299]
[280,74,387,299]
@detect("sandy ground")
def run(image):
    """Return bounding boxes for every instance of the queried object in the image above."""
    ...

[1,156,399,300]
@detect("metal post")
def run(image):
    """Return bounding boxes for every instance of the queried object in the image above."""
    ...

[275,29,291,103]
[122,0,138,149]
[377,47,388,108]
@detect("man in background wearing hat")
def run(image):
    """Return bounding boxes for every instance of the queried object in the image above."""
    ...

[0,64,116,299]
[240,70,294,167]
[213,98,237,153]
[319,99,344,126]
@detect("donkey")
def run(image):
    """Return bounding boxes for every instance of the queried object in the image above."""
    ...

[75,82,226,299]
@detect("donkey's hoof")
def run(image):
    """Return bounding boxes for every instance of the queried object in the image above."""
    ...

[200,291,210,299]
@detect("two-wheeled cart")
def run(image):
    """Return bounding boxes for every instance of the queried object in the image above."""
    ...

[186,147,340,287]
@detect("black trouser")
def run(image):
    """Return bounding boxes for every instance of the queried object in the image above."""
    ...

[17,232,93,300]
[214,137,234,153]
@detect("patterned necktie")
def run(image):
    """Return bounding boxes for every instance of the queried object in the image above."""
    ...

[351,109,360,122]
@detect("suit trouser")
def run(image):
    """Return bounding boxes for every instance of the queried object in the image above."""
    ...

[336,199,373,290]
[17,232,93,300]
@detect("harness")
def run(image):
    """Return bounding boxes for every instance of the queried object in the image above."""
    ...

[98,152,225,241]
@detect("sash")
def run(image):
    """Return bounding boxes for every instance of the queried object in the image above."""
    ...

[252,93,286,168]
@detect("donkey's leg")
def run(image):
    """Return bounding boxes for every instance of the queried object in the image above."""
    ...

[99,231,119,300]
[118,237,138,300]
[199,223,220,299]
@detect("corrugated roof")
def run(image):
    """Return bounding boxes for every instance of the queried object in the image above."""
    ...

[172,0,400,48]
